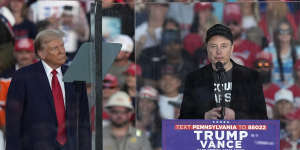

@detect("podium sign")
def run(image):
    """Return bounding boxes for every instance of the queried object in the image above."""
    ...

[162,120,279,150]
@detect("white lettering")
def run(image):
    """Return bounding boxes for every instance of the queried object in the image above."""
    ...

[227,131,237,140]
[236,141,242,148]
[205,131,213,140]
[200,141,207,147]
[194,131,203,140]
[240,131,248,140]
[226,141,234,148]
[215,131,224,140]
[208,140,216,148]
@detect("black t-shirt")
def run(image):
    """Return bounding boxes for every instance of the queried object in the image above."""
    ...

[213,68,233,107]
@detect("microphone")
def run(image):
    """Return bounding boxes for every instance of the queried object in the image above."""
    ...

[215,62,225,120]
[216,62,225,73]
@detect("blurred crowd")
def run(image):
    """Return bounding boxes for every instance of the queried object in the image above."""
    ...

[2,0,300,150]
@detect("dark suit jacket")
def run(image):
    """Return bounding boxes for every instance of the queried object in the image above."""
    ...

[179,60,268,120]
[6,61,91,150]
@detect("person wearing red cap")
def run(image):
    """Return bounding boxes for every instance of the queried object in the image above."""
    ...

[183,2,218,56]
[102,73,120,107]
[0,38,36,78]
[288,59,300,108]
[90,73,120,136]
[223,2,262,68]
[0,38,36,136]
[122,63,142,102]
[280,109,300,150]
[253,51,280,119]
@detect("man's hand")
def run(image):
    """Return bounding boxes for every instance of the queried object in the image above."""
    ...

[204,107,235,120]
[204,107,221,119]
[224,107,235,120]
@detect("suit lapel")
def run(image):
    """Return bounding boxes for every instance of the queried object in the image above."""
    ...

[36,61,56,115]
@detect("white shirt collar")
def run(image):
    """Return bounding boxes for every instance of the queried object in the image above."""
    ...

[41,60,62,77]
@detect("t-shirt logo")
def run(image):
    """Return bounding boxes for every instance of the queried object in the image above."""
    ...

[213,82,232,105]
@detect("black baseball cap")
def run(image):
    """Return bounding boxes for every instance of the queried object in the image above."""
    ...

[205,24,233,43]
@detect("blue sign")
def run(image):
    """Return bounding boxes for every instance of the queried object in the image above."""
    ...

[162,120,280,150]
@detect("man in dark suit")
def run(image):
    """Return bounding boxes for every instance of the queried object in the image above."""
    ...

[179,24,267,120]
[6,29,91,150]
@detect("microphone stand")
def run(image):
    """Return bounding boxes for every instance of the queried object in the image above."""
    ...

[216,62,225,120]
[217,71,225,120]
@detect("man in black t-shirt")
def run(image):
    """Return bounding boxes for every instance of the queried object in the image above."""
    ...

[213,69,232,106]
[179,24,267,120]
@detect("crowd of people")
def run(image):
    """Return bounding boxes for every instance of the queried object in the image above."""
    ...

[1,0,300,150]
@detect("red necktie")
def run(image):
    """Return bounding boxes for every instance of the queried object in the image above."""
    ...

[51,70,67,145]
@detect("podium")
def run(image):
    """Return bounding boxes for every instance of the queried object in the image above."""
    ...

[162,120,279,150]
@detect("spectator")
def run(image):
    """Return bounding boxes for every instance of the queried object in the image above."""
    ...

[168,98,183,119]
[102,0,134,38]
[135,4,168,53]
[0,78,10,129]
[107,34,134,87]
[0,15,15,74]
[59,5,89,60]
[0,38,36,78]
[264,19,300,88]
[36,19,52,32]
[253,51,280,119]
[8,0,37,39]
[280,109,300,150]
[288,59,300,108]
[138,29,195,87]
[122,63,142,103]
[136,86,161,150]
[136,18,179,57]
[0,126,3,150]
[273,88,295,138]
[258,2,298,43]
[240,0,260,30]
[239,1,266,48]
[223,2,262,68]
[158,65,183,119]
[90,73,120,131]
[103,91,152,150]
[166,1,194,38]
[183,2,218,56]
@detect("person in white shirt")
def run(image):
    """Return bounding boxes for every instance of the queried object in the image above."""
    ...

[158,65,183,119]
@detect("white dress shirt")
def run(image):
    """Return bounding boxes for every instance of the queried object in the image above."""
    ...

[41,61,66,106]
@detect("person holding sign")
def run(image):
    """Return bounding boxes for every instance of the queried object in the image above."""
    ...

[179,24,267,120]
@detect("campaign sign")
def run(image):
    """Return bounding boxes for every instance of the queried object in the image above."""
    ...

[162,120,279,150]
